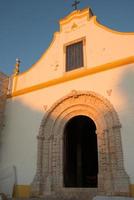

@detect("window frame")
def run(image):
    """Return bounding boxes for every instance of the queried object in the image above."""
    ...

[63,37,86,73]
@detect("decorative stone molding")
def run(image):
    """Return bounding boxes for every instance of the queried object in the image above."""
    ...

[31,91,130,197]
[43,105,48,111]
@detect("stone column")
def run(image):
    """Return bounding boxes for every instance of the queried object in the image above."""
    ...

[43,136,53,195]
[31,135,44,197]
[97,130,106,195]
[111,126,130,196]
[98,129,114,195]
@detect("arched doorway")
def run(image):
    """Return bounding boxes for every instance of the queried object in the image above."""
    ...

[32,91,130,197]
[63,115,98,188]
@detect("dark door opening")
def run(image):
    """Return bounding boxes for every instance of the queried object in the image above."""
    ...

[63,115,98,188]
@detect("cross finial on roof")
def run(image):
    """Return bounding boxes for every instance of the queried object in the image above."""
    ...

[72,0,80,10]
[14,58,21,75]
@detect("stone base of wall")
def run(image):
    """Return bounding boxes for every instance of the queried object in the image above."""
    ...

[13,184,134,198]
[45,188,97,200]
[93,196,134,200]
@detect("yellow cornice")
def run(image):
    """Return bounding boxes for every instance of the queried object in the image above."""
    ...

[7,56,134,98]
[94,16,134,35]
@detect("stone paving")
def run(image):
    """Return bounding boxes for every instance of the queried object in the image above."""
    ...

[93,196,134,200]
[5,197,134,200]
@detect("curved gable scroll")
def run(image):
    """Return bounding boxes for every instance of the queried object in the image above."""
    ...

[32,91,130,197]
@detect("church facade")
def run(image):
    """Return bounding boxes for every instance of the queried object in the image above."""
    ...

[0,8,134,198]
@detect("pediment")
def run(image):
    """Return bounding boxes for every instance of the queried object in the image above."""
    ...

[59,7,94,32]
[9,7,134,97]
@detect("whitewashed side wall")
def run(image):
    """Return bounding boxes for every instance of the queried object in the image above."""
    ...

[1,63,134,185]
[0,73,8,135]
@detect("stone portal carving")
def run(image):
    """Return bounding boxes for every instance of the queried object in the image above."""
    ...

[31,91,130,197]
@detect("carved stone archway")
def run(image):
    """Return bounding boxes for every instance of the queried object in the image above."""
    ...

[31,91,130,197]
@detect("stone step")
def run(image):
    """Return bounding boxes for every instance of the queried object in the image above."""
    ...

[33,188,97,200]
[8,197,134,200]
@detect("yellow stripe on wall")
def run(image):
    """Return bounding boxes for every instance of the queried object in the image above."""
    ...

[130,184,134,197]
[8,56,134,98]
[13,185,31,198]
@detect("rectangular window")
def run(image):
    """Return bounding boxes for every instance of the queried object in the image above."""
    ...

[66,41,83,72]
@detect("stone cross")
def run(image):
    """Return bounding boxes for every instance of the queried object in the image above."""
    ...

[72,0,80,10]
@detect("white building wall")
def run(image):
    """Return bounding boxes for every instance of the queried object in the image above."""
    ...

[1,63,134,185]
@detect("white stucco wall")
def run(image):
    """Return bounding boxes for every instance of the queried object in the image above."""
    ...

[1,63,134,185]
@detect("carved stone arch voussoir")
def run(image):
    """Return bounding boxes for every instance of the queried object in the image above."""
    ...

[39,91,120,134]
[31,90,130,197]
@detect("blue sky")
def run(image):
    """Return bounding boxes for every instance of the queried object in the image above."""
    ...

[0,0,134,75]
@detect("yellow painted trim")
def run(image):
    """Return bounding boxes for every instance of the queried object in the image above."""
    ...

[7,56,134,98]
[13,185,31,198]
[130,184,134,197]
[93,16,134,35]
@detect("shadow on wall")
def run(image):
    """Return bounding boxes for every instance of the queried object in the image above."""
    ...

[117,66,134,182]
[119,67,134,103]
[0,99,45,197]
[0,98,98,197]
